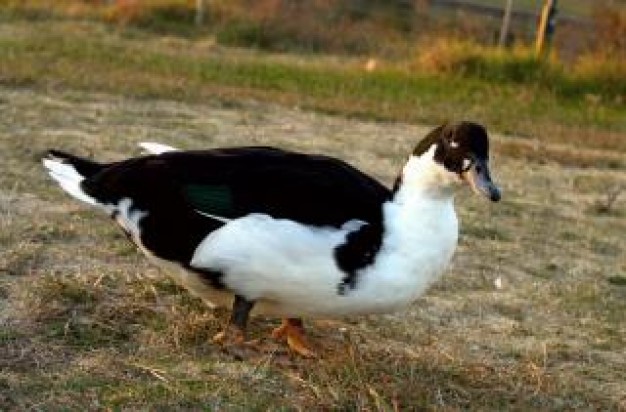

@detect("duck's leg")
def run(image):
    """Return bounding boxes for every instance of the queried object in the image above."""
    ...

[213,295,254,346]
[271,318,316,358]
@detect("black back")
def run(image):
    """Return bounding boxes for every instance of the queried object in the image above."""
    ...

[81,146,391,265]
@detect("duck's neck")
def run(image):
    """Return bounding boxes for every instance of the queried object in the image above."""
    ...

[336,149,460,300]
[358,151,459,305]
[393,148,459,204]
[383,152,458,250]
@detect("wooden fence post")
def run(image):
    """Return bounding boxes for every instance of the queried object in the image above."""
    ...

[535,0,558,56]
[195,0,206,27]
[498,0,514,47]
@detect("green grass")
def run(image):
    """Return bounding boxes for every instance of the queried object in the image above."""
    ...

[0,21,624,154]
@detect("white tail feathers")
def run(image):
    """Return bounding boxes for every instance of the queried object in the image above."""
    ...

[138,142,179,155]
[43,158,98,206]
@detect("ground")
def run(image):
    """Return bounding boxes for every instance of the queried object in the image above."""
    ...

[0,85,624,410]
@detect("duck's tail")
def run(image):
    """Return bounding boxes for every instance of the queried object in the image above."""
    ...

[42,150,104,206]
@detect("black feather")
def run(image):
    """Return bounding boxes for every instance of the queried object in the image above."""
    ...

[75,146,391,268]
[45,149,104,178]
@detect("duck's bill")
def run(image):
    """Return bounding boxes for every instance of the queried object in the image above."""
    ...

[462,160,501,202]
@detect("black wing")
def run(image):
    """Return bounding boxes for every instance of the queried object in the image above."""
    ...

[82,146,391,265]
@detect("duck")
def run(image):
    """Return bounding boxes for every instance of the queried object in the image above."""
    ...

[42,121,500,357]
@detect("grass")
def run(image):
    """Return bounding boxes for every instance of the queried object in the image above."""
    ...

[0,20,624,158]
[0,15,625,411]
[1,85,625,410]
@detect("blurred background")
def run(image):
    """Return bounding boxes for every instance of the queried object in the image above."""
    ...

[2,0,624,140]
[3,1,625,62]
[4,0,625,58]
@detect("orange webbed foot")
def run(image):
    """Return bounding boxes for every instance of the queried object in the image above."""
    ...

[213,324,260,360]
[272,318,317,358]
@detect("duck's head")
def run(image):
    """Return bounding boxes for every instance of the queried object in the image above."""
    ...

[400,121,501,202]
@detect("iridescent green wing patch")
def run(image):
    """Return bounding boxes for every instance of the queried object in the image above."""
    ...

[184,184,235,218]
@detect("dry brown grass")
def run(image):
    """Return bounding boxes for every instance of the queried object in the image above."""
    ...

[1,85,624,410]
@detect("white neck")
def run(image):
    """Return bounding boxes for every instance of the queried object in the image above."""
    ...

[395,146,460,204]
[356,147,460,312]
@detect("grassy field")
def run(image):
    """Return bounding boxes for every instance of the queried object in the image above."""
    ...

[1,20,624,153]
[1,17,625,410]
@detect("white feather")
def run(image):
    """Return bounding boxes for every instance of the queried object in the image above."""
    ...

[42,158,98,206]
[43,158,148,243]
[114,198,148,239]
[194,209,232,223]
[462,158,472,170]
[138,141,179,155]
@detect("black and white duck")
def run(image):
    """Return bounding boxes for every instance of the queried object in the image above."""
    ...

[43,121,500,357]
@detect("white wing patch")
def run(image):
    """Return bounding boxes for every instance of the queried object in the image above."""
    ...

[112,198,153,258]
[138,142,179,155]
[114,198,148,237]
